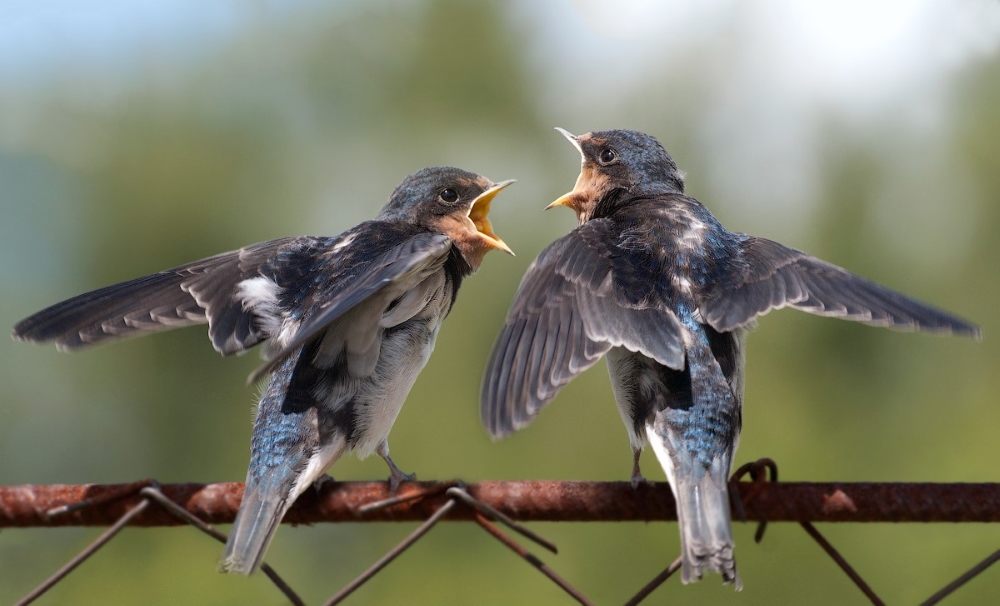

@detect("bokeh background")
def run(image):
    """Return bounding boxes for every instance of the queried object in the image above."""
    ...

[2,1,999,604]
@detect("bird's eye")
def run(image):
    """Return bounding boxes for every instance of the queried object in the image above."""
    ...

[599,148,618,165]
[439,188,458,203]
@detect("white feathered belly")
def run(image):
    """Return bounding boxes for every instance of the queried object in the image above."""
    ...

[350,323,439,458]
[348,271,448,458]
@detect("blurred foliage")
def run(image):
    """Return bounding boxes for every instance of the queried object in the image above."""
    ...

[1,1,998,604]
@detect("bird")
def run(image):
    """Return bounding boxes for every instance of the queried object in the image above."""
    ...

[13,166,514,576]
[480,128,981,589]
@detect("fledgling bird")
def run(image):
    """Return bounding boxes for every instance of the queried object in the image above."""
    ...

[13,166,514,575]
[480,129,981,589]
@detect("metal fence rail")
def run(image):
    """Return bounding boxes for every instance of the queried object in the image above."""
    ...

[5,480,1000,527]
[3,460,999,606]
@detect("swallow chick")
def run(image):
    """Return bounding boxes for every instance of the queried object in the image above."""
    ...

[481,129,980,589]
[13,166,514,576]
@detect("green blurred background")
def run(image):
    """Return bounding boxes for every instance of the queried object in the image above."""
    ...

[1,1,998,604]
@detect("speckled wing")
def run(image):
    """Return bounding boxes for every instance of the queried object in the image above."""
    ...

[700,236,981,337]
[481,219,687,439]
[248,232,452,383]
[12,237,299,354]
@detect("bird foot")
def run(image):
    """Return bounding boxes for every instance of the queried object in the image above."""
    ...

[311,473,337,494]
[630,451,648,488]
[630,471,650,489]
[376,441,414,494]
[386,465,416,494]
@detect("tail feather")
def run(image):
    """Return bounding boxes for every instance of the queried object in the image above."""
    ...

[221,357,348,575]
[647,426,742,590]
[219,486,291,576]
[673,467,741,589]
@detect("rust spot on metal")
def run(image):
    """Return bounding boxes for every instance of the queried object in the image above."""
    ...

[822,489,858,514]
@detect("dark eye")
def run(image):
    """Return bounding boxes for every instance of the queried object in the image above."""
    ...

[599,148,618,164]
[439,188,458,203]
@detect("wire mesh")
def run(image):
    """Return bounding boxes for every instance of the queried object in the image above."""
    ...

[2,459,998,605]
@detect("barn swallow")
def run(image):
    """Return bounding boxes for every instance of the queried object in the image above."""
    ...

[13,166,514,575]
[481,128,980,589]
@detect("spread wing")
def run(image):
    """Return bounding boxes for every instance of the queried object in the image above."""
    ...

[481,219,686,439]
[12,237,300,354]
[700,236,981,337]
[247,232,452,383]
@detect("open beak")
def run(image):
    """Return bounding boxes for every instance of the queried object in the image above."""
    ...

[548,127,586,211]
[470,179,515,256]
[546,186,582,211]
[554,127,583,154]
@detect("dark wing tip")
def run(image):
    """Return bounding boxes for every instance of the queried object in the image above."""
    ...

[479,408,524,441]
[479,328,535,440]
[711,237,986,342]
[11,317,75,349]
[11,321,74,348]
[11,316,47,343]
[940,312,983,340]
[479,371,507,440]
[480,400,520,441]
[481,415,514,441]
[942,320,982,341]
[868,299,983,340]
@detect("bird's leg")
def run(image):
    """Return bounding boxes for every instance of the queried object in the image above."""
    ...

[376,439,415,493]
[630,447,646,488]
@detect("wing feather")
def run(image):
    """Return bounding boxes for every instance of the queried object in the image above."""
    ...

[247,233,452,382]
[481,220,686,438]
[12,238,298,354]
[700,237,981,337]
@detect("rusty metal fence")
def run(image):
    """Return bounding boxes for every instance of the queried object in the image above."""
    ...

[2,459,999,605]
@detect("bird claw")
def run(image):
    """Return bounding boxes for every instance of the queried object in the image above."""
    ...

[376,441,414,494]
[386,466,415,494]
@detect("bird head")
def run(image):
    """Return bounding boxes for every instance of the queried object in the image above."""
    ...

[548,128,685,223]
[380,166,515,270]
